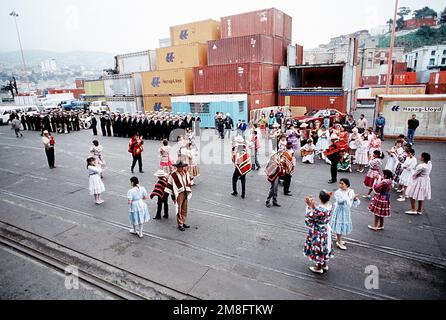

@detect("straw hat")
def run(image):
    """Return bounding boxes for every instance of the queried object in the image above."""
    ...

[234,136,245,145]
[330,134,339,140]
[154,169,168,177]
[272,122,280,128]
[300,123,309,128]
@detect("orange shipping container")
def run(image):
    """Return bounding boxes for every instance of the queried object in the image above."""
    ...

[170,19,221,46]
[143,95,173,112]
[157,43,208,71]
[141,68,194,95]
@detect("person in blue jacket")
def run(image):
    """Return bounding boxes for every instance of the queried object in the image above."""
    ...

[375,112,386,141]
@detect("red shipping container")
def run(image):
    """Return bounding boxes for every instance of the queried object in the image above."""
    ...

[296,45,304,65]
[405,72,417,84]
[362,76,379,86]
[429,71,446,84]
[193,63,275,94]
[208,34,274,65]
[221,8,292,40]
[75,79,85,88]
[47,88,85,99]
[278,91,347,113]
[392,74,406,85]
[426,84,446,94]
[248,92,277,111]
[393,62,407,74]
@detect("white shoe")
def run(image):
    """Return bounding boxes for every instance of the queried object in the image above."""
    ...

[368,225,379,231]
[336,241,347,250]
[129,229,137,235]
[405,210,418,215]
[396,197,406,202]
[309,266,324,274]
[138,232,143,238]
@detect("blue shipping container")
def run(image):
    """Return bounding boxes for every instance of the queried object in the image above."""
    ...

[171,94,248,128]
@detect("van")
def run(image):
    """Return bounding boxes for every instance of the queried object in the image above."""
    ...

[89,100,109,114]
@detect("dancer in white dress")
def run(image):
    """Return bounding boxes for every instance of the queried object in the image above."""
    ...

[355,135,369,172]
[87,157,105,204]
[385,139,404,173]
[90,140,105,178]
[300,139,316,164]
[397,148,417,202]
[316,125,330,162]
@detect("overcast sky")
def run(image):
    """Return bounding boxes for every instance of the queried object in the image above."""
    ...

[0,0,444,54]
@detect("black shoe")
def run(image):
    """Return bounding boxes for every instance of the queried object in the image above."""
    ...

[273,202,281,207]
[231,192,238,196]
[153,216,161,220]
[139,171,144,173]
[241,194,245,199]
[284,193,293,196]
[178,226,185,231]
[183,224,190,229]
[266,202,271,208]
[163,215,169,219]
[131,169,134,174]
[328,180,337,184]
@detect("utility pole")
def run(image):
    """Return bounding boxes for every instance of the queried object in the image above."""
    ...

[10,11,31,94]
[386,0,398,94]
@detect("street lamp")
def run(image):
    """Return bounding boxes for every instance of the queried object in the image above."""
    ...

[10,10,31,94]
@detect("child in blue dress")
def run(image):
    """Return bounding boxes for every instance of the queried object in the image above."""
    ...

[330,178,360,250]
[127,176,150,238]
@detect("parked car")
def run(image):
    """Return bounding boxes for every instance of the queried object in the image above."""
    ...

[89,100,109,114]
[294,109,346,127]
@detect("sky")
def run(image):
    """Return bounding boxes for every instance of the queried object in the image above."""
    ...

[0,0,444,54]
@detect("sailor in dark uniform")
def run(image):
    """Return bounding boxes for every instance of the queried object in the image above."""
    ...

[105,113,112,136]
[100,113,107,136]
[91,114,98,136]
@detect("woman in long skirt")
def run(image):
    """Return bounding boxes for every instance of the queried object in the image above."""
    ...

[316,125,330,163]
[303,190,333,274]
[127,176,150,238]
[87,157,105,204]
[405,152,432,215]
[368,170,393,231]
[330,178,360,250]
[363,150,384,199]
[159,139,173,174]
[396,148,417,201]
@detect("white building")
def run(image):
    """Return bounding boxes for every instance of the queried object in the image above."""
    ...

[40,59,57,73]
[404,45,446,72]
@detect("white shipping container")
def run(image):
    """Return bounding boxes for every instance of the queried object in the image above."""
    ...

[103,74,136,97]
[106,97,142,114]
[287,45,296,66]
[45,93,75,102]
[116,50,157,74]
[15,95,38,106]
[159,38,171,48]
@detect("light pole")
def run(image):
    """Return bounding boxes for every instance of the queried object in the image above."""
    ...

[385,0,398,94]
[10,10,31,94]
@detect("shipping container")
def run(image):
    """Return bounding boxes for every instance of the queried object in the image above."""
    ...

[171,94,248,128]
[157,43,207,71]
[208,34,274,65]
[116,50,157,74]
[429,71,446,84]
[378,74,390,85]
[103,73,139,97]
[141,68,194,95]
[170,19,221,46]
[221,8,292,40]
[143,95,173,112]
[84,79,105,96]
[392,74,406,85]
[279,64,344,90]
[273,37,290,66]
[361,76,379,86]
[14,95,38,106]
[417,70,435,84]
[159,38,171,48]
[296,45,304,65]
[393,62,407,74]
[75,79,85,88]
[376,94,446,141]
[279,90,347,113]
[426,84,446,94]
[287,45,297,66]
[193,63,275,94]
[370,85,427,97]
[248,92,277,111]
[405,72,417,84]
[47,88,85,99]
[106,96,143,114]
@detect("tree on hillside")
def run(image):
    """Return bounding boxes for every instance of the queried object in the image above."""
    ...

[386,19,394,33]
[413,7,437,19]
[396,7,411,31]
[440,7,446,25]
[416,26,436,38]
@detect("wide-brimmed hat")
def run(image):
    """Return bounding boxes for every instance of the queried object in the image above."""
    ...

[330,134,339,140]
[234,136,245,145]
[172,160,188,167]
[154,169,168,177]
[300,123,308,128]
[272,122,280,128]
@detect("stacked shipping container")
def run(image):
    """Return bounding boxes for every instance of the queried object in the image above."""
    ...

[142,19,220,112]
[427,71,446,94]
[193,7,292,112]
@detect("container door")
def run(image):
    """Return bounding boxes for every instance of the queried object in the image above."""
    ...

[287,45,297,66]
[279,66,291,90]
